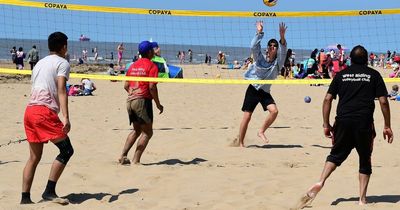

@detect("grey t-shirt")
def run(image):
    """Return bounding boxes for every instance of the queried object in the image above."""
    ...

[244,32,287,93]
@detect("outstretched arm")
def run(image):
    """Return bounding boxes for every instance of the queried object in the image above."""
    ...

[277,22,288,67]
[279,22,287,46]
[251,21,265,63]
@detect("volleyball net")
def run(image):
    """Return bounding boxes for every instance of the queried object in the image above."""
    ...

[0,0,399,84]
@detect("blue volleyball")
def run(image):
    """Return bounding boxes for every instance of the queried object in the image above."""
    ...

[304,96,311,103]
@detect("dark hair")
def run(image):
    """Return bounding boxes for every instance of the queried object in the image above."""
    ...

[310,51,317,60]
[337,44,342,49]
[18,47,23,51]
[109,63,114,68]
[267,39,279,48]
[350,45,368,65]
[48,32,68,52]
[140,49,154,59]
[12,46,16,50]
[287,49,292,56]
[32,45,36,49]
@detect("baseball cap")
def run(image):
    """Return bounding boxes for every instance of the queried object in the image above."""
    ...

[152,42,159,48]
[138,41,157,54]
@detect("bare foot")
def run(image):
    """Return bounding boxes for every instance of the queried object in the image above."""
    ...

[240,143,245,147]
[257,131,269,144]
[118,156,131,165]
[132,161,142,165]
[293,182,323,209]
[359,200,367,205]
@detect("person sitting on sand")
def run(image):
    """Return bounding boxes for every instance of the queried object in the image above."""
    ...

[81,78,96,96]
[238,21,287,147]
[294,45,393,209]
[389,84,399,100]
[217,51,224,64]
[291,63,300,78]
[107,63,118,76]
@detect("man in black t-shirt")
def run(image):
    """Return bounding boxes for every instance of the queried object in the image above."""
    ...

[295,45,394,209]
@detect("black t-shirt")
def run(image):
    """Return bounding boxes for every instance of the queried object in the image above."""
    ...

[328,64,388,123]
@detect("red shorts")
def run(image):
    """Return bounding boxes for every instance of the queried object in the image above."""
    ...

[24,105,66,143]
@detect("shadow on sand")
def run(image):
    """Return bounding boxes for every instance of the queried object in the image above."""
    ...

[142,158,207,166]
[311,144,332,149]
[247,144,303,149]
[0,160,20,165]
[331,195,400,205]
[64,188,138,204]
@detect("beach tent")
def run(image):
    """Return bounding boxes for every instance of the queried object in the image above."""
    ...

[167,64,183,78]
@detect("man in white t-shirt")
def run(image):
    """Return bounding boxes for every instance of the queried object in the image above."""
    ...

[21,32,73,205]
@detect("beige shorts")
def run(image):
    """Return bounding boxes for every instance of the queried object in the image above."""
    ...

[127,99,153,125]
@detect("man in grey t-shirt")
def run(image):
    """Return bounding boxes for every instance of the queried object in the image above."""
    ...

[27,45,39,70]
[236,21,287,147]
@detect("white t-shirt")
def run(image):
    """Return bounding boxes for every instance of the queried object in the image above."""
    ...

[28,54,70,113]
[82,79,94,90]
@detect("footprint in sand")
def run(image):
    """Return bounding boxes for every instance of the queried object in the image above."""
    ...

[72,172,87,181]
[228,137,240,147]
[283,162,305,168]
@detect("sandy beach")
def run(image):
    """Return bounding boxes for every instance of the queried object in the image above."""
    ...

[0,63,399,210]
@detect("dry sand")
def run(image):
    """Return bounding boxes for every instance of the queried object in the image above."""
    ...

[0,64,399,210]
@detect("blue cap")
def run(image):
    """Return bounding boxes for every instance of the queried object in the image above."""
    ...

[152,42,159,48]
[138,41,157,54]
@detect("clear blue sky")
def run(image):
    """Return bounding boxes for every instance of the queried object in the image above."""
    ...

[1,0,399,53]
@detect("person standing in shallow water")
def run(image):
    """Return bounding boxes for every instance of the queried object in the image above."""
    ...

[294,45,394,209]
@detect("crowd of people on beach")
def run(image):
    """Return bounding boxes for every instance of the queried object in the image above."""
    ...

[278,44,347,79]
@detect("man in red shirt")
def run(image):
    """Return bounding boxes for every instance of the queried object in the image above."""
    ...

[119,41,164,165]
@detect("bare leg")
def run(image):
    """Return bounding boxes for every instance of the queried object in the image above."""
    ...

[132,123,153,164]
[238,111,252,147]
[119,123,141,164]
[359,173,370,205]
[21,143,44,203]
[296,161,337,209]
[312,161,336,193]
[258,104,278,144]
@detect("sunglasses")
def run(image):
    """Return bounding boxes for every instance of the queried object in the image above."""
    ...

[268,44,277,48]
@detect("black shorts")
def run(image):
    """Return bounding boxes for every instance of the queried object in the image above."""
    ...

[326,120,375,175]
[241,85,275,112]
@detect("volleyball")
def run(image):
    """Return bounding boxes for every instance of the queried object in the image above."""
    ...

[263,0,278,7]
[304,96,311,103]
